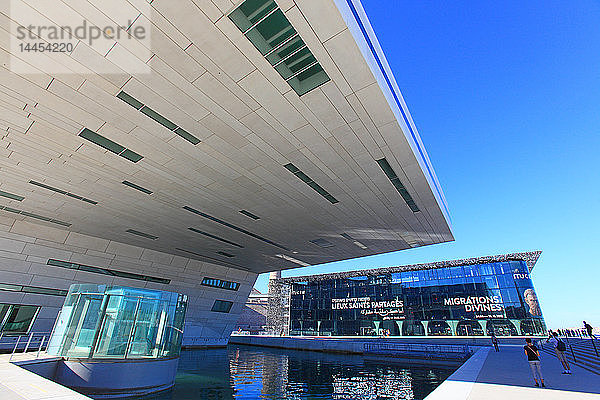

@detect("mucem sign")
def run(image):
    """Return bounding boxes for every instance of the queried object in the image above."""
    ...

[267,252,547,337]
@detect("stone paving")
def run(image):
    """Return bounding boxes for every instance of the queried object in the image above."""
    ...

[426,345,600,399]
[0,353,90,400]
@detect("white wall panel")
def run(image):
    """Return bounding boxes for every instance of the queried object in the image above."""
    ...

[0,220,257,346]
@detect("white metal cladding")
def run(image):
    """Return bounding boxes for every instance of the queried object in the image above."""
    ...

[0,0,452,274]
[0,219,257,347]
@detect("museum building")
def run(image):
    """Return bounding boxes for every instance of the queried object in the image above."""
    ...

[0,0,453,346]
[267,252,546,337]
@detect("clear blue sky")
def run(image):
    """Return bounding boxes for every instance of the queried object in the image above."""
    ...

[255,0,600,329]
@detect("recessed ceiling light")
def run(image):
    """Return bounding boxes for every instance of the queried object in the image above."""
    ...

[79,128,144,163]
[126,229,158,240]
[183,206,289,251]
[140,105,178,131]
[341,233,368,250]
[188,227,244,248]
[310,238,335,248]
[175,247,249,271]
[116,91,201,145]
[376,158,420,212]
[0,204,71,227]
[239,209,260,220]
[122,180,153,195]
[283,163,338,204]
[0,189,24,201]
[29,180,98,205]
[275,254,310,267]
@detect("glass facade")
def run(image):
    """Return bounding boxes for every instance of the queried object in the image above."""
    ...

[47,284,187,359]
[288,260,546,337]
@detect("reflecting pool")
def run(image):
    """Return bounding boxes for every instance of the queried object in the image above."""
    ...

[145,345,454,400]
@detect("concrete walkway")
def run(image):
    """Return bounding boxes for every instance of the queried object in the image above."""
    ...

[0,353,91,400]
[426,345,600,399]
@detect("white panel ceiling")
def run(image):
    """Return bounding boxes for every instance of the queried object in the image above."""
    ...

[0,0,453,273]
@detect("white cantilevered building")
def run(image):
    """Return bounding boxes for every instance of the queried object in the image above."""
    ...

[0,0,452,346]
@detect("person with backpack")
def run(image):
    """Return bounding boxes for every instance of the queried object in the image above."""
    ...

[524,338,545,387]
[490,331,499,352]
[547,331,571,374]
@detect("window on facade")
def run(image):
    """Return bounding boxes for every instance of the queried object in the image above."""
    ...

[211,300,233,313]
[0,304,9,325]
[0,283,67,297]
[0,304,39,334]
[47,259,170,285]
[201,278,240,291]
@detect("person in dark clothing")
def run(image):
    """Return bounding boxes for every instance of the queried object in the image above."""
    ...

[547,332,571,374]
[524,338,545,387]
[490,332,499,352]
[583,321,594,338]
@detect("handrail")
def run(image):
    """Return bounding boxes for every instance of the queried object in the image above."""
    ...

[0,331,51,344]
[9,336,21,361]
[3,331,51,361]
[362,341,472,357]
[540,338,600,376]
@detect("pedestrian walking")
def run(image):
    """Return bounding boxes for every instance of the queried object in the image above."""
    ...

[583,321,594,338]
[524,338,545,387]
[490,331,499,352]
[547,332,571,374]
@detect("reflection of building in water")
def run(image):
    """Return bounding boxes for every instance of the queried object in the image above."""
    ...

[228,346,289,397]
[171,349,234,398]
[259,352,289,396]
[268,252,547,337]
[331,369,414,400]
[224,346,452,399]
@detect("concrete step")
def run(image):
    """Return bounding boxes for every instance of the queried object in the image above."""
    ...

[561,338,599,347]
[565,358,600,373]
[541,343,600,357]
[540,346,599,362]
[559,342,600,350]
[564,346,600,358]
[564,355,600,367]
[568,344,600,353]
[568,349,600,359]
[540,348,600,376]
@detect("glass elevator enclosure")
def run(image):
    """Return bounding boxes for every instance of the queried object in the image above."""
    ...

[47,284,187,359]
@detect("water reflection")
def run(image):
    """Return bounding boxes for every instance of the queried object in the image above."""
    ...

[147,345,453,400]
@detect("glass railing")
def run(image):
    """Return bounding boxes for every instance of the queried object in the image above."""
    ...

[47,285,187,360]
